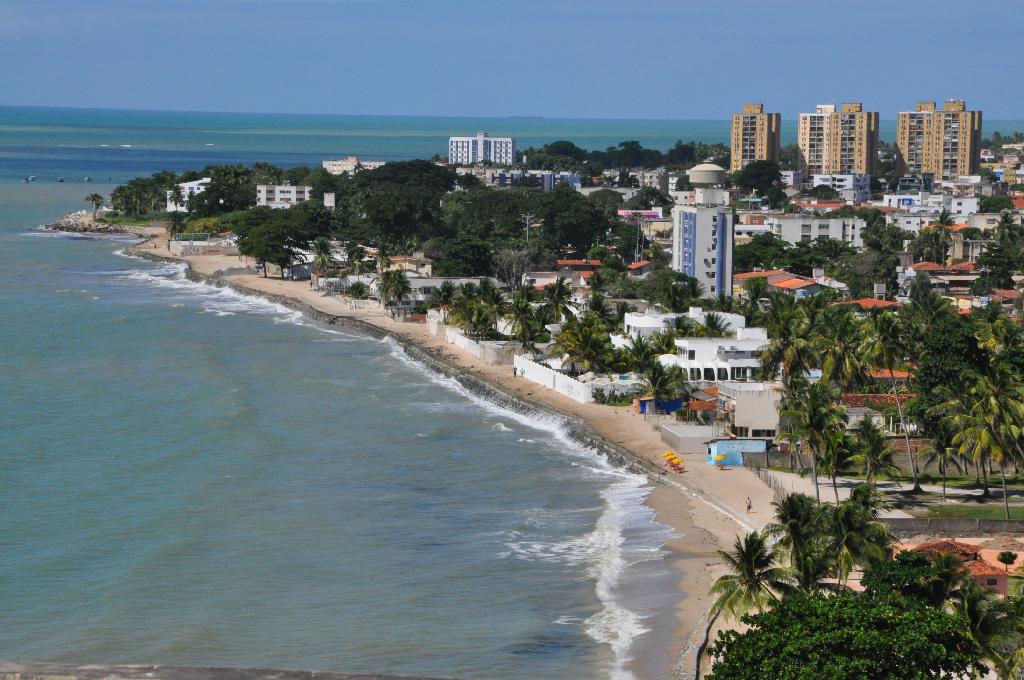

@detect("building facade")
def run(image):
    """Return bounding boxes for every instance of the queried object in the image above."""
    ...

[730,103,781,172]
[798,103,879,176]
[896,100,982,180]
[810,173,872,202]
[256,184,313,209]
[447,132,516,165]
[670,205,734,298]
[764,214,867,248]
[165,178,211,213]
[322,156,386,175]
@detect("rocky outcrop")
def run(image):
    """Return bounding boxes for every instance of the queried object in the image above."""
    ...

[44,210,131,234]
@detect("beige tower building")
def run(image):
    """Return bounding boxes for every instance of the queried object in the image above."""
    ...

[896,100,982,180]
[797,103,879,176]
[730,103,781,171]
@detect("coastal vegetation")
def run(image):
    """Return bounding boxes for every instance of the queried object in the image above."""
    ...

[705,488,1024,678]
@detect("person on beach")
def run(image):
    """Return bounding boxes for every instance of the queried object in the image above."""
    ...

[746,497,752,513]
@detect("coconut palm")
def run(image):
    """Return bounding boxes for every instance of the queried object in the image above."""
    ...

[760,294,815,384]
[781,380,848,502]
[612,301,631,329]
[828,495,888,586]
[345,243,367,275]
[378,270,411,311]
[507,289,543,356]
[820,430,855,504]
[428,280,457,313]
[860,310,921,491]
[850,418,899,484]
[817,310,866,392]
[624,334,657,372]
[347,281,369,300]
[374,245,391,274]
[696,311,731,338]
[554,314,614,375]
[953,579,1021,678]
[312,236,334,274]
[85,192,104,220]
[766,492,826,574]
[543,277,573,324]
[642,361,686,402]
[918,421,965,499]
[709,530,792,621]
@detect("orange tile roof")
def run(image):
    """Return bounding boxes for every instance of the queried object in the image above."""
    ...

[773,276,818,290]
[993,288,1023,300]
[910,540,980,559]
[948,261,976,272]
[580,271,594,280]
[556,259,602,266]
[966,560,1006,578]
[841,393,915,408]
[627,259,652,270]
[841,297,900,310]
[911,261,945,271]
[734,269,787,281]
[688,400,717,411]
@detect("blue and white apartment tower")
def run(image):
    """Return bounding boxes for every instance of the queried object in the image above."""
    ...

[670,163,734,298]
[671,205,734,298]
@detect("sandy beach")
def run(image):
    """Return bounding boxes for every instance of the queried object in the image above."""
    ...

[126,234,777,679]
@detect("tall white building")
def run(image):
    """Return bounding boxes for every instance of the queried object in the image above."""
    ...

[256,184,313,209]
[166,178,211,213]
[671,205,734,299]
[764,215,867,248]
[448,132,516,165]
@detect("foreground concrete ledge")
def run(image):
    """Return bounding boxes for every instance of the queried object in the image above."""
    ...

[0,663,455,680]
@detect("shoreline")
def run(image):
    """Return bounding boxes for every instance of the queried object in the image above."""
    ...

[121,236,777,680]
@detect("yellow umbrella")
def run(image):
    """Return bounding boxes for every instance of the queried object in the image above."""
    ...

[713,454,726,462]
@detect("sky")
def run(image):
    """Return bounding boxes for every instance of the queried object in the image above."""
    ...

[0,0,1019,120]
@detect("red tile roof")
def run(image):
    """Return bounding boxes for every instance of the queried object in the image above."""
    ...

[911,261,945,271]
[556,259,602,267]
[948,261,977,272]
[992,288,1023,301]
[773,276,818,290]
[909,540,980,559]
[841,297,900,310]
[734,269,787,281]
[627,259,652,270]
[841,393,915,408]
[966,560,1007,578]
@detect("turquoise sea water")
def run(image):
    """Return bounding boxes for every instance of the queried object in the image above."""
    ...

[0,110,695,680]
[3,105,1022,186]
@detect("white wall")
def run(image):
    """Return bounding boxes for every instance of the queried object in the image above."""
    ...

[445,328,483,358]
[513,355,594,403]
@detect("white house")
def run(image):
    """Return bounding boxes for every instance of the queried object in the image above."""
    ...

[659,326,769,383]
[764,215,867,248]
[880,192,979,216]
[256,184,313,209]
[611,307,747,349]
[166,178,211,213]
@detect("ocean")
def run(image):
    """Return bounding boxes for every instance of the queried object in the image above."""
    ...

[0,108,694,680]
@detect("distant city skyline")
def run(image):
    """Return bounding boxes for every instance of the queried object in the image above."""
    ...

[0,0,1019,119]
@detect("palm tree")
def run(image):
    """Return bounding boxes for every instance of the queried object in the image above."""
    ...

[781,380,848,502]
[624,334,657,372]
[817,310,866,392]
[760,294,815,384]
[709,530,792,618]
[85,192,104,220]
[345,243,367,275]
[378,270,411,311]
[428,280,457,315]
[767,492,826,577]
[696,311,731,338]
[850,418,899,484]
[374,245,391,274]
[953,579,1021,678]
[507,289,543,356]
[698,531,793,676]
[347,281,369,300]
[860,310,921,491]
[543,277,573,324]
[827,495,888,586]
[933,208,955,264]
[918,421,964,499]
[820,430,855,504]
[642,361,686,402]
[554,314,613,375]
[312,236,334,275]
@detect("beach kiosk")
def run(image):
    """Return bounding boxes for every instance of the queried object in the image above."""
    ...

[706,438,767,468]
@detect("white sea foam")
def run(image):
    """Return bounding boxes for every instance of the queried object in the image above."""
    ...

[492,422,513,432]
[110,249,671,679]
[378,335,668,680]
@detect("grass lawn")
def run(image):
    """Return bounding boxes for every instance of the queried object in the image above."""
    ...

[925,504,1024,520]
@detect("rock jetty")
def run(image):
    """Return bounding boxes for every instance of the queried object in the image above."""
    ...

[44,210,131,234]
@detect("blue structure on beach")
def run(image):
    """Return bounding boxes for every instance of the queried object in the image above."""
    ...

[706,438,767,467]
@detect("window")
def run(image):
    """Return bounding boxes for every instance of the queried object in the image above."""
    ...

[717,368,728,380]
[687,350,695,360]
[703,368,715,381]
[988,579,998,586]
[690,368,701,380]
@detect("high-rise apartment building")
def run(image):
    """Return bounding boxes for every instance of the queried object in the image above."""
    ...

[670,204,734,299]
[896,100,982,180]
[447,132,516,165]
[730,103,781,171]
[797,103,879,176]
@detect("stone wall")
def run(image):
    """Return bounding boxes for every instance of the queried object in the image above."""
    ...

[883,518,1024,538]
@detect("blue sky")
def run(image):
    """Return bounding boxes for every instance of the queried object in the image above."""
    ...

[0,0,1017,119]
